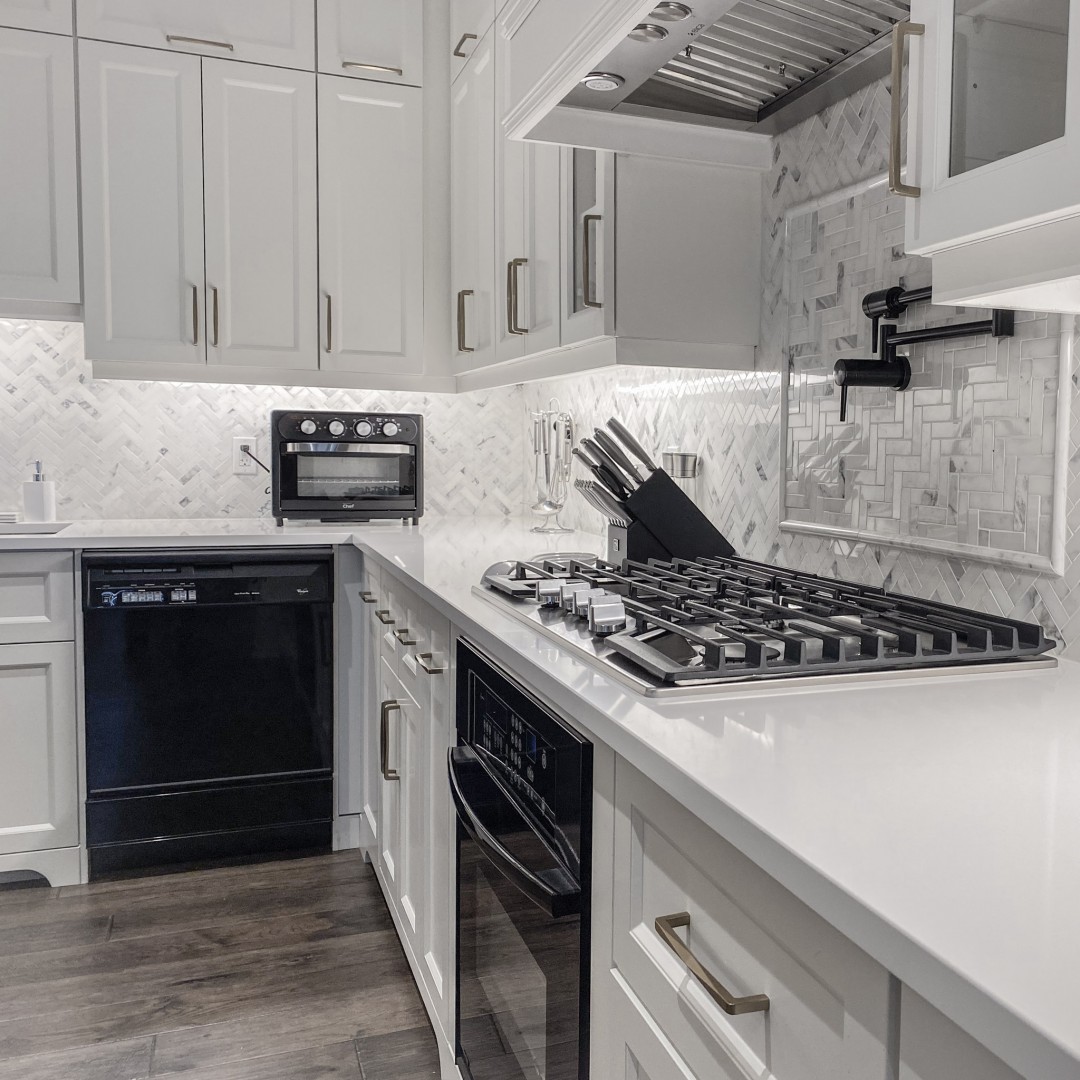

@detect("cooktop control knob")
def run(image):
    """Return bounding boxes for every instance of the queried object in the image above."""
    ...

[328,419,346,437]
[589,595,627,635]
[299,419,317,436]
[382,419,400,438]
[575,588,609,618]
[354,419,373,438]
[535,580,563,608]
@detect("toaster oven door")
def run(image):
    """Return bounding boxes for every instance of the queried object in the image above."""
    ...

[278,443,418,515]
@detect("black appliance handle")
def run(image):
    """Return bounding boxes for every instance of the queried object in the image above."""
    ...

[447,747,581,919]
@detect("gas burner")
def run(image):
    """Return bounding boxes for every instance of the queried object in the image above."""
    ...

[477,554,1057,695]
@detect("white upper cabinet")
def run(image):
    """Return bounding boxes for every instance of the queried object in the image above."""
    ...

[450,0,492,82]
[450,30,496,372]
[74,0,315,69]
[318,76,424,375]
[79,41,205,365]
[316,0,422,87]
[202,60,318,370]
[0,0,72,34]
[902,1,1080,311]
[560,146,612,347]
[0,28,79,306]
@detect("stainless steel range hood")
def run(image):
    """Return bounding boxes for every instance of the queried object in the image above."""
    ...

[560,0,910,135]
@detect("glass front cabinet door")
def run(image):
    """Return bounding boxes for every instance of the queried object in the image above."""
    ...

[903,0,1079,254]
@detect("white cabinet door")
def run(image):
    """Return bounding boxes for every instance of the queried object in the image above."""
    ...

[0,0,71,35]
[0,29,79,305]
[495,109,526,365]
[79,41,205,364]
[316,0,421,87]
[522,142,562,356]
[451,30,496,371]
[906,0,1080,254]
[899,986,1022,1080]
[202,60,318,371]
[356,563,382,839]
[0,642,78,856]
[0,552,74,645]
[75,0,315,69]
[450,0,493,82]
[318,76,424,375]
[561,146,613,346]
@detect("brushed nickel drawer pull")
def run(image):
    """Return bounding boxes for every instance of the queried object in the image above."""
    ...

[583,214,602,308]
[394,627,417,646]
[211,285,220,347]
[166,34,234,51]
[376,609,395,624]
[416,652,445,675]
[655,912,770,1016]
[343,61,403,76]
[380,700,401,781]
[457,289,474,353]
[889,22,924,198]
[453,33,477,58]
[359,591,377,604]
[191,285,199,345]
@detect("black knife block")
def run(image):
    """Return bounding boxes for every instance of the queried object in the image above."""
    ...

[607,520,671,565]
[622,470,736,562]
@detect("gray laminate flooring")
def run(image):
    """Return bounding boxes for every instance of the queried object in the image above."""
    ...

[0,853,440,1079]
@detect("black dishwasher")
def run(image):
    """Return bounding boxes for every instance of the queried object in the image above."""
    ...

[82,548,334,877]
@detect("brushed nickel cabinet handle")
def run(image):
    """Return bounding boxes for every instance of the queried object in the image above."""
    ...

[376,609,395,625]
[583,214,602,309]
[453,33,477,58]
[655,912,770,1016]
[211,285,220,347]
[191,285,199,345]
[359,591,377,604]
[343,61,403,76]
[416,652,445,675]
[394,627,417,646]
[325,294,333,353]
[380,700,401,781]
[889,22,924,198]
[457,289,474,353]
[505,262,526,336]
[511,258,528,334]
[166,34,234,51]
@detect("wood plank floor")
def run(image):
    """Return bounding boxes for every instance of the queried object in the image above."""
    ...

[0,853,441,1079]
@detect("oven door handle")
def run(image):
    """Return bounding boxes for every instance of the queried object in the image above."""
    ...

[448,747,581,919]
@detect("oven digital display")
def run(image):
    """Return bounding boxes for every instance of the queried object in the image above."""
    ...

[473,680,557,822]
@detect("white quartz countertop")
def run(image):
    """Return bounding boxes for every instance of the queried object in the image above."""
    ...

[4,515,1077,1076]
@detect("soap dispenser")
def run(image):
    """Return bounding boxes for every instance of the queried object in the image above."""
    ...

[23,460,56,523]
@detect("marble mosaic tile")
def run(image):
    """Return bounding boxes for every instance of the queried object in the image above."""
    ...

[0,321,527,521]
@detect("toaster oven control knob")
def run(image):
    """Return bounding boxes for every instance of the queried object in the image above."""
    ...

[299,419,317,436]
[382,420,400,438]
[328,419,346,437]
[354,419,373,438]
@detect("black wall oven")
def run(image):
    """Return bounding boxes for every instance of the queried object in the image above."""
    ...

[452,639,592,1080]
[272,410,423,524]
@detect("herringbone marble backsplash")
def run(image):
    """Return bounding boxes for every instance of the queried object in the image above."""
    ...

[527,77,1080,658]
[0,321,526,521]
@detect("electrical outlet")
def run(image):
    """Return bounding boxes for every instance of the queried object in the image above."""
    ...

[232,436,259,475]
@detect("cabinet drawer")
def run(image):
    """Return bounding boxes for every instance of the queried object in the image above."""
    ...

[0,0,72,35]
[0,552,74,644]
[612,759,892,1080]
[316,0,421,87]
[75,0,315,69]
[899,986,1021,1080]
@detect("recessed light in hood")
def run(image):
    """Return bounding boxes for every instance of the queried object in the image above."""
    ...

[580,71,627,91]
[629,23,670,43]
[650,2,694,20]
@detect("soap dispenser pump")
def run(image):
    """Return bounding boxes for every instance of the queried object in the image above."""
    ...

[23,460,56,523]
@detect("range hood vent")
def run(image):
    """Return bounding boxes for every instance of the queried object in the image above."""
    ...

[563,0,911,135]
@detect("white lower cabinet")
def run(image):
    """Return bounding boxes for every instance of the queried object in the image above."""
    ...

[0,641,78,858]
[318,75,424,376]
[899,986,1021,1080]
[0,27,79,309]
[202,59,318,371]
[596,757,894,1080]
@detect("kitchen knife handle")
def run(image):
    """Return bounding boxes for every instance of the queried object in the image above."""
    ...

[607,417,657,472]
[581,436,635,494]
[594,429,644,485]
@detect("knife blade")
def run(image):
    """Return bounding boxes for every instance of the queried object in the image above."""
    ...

[575,480,624,524]
[607,417,657,472]
[581,436,637,495]
[587,484,632,526]
[593,429,645,486]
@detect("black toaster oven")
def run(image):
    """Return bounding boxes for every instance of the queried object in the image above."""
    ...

[271,410,423,524]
